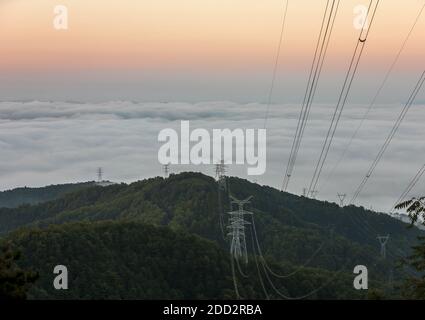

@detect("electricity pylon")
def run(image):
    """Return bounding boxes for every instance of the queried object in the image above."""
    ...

[215,160,227,238]
[215,159,227,190]
[97,167,103,182]
[337,193,346,207]
[377,235,390,259]
[227,196,253,264]
[310,190,318,199]
[163,164,170,177]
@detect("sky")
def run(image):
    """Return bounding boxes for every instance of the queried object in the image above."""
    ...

[0,0,424,102]
[0,1,425,213]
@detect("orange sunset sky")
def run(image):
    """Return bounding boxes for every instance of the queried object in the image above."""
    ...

[0,0,423,102]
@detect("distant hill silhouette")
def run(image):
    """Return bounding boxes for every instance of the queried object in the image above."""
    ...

[0,182,95,208]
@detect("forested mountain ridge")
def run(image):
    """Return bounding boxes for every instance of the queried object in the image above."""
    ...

[0,172,422,299]
[0,172,420,253]
[0,182,95,208]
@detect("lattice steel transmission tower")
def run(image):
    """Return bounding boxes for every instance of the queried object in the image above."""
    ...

[227,195,253,264]
[310,190,319,199]
[163,164,170,178]
[337,193,346,207]
[97,167,103,182]
[377,235,390,259]
[215,159,228,238]
[215,159,227,190]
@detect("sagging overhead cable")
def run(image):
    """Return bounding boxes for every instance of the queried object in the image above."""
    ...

[351,70,425,204]
[282,0,340,192]
[263,0,290,129]
[308,0,380,196]
[322,2,425,192]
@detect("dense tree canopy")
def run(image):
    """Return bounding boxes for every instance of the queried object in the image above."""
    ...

[0,172,422,299]
[0,242,38,300]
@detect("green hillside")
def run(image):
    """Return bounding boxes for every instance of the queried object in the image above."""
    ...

[0,182,95,209]
[7,221,369,299]
[0,172,422,299]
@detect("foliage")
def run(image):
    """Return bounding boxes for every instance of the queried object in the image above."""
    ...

[395,197,425,226]
[0,172,422,299]
[0,242,38,300]
[8,221,369,299]
[399,236,425,299]
[395,197,425,299]
[0,182,95,209]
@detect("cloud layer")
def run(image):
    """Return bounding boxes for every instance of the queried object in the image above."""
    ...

[1,100,424,213]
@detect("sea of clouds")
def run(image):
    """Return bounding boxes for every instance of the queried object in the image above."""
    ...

[0,100,424,212]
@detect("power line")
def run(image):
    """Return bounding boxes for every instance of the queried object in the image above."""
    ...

[282,0,340,192]
[250,229,270,299]
[230,256,242,299]
[236,257,249,278]
[341,188,418,270]
[283,0,339,191]
[225,178,401,298]
[252,222,350,299]
[247,196,379,299]
[322,2,425,191]
[263,0,290,129]
[308,0,380,196]
[351,70,425,204]
[327,74,425,264]
[250,213,325,280]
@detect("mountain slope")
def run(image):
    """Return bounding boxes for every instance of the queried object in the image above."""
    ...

[7,220,370,299]
[0,182,95,208]
[0,172,422,298]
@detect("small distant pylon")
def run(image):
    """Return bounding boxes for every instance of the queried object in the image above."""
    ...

[227,195,253,264]
[215,159,226,179]
[97,167,103,182]
[337,193,346,207]
[310,190,318,199]
[163,164,170,178]
[377,235,390,259]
